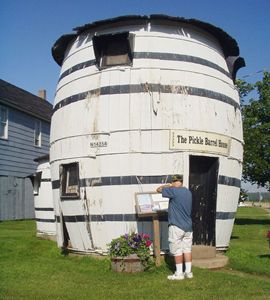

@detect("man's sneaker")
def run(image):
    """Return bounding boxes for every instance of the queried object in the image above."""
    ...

[167,272,185,280]
[184,272,193,279]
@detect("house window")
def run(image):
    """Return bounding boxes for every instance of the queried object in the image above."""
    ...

[33,172,42,195]
[0,106,8,139]
[93,32,134,69]
[60,163,80,198]
[34,120,41,147]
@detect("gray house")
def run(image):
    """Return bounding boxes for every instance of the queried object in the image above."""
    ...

[0,79,53,220]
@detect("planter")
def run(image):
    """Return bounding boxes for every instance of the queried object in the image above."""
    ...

[111,254,145,273]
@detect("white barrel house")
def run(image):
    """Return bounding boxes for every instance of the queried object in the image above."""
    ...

[33,155,56,240]
[51,15,245,253]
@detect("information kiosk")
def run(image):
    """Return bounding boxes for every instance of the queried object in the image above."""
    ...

[135,192,169,266]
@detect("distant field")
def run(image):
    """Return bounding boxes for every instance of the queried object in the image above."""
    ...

[0,207,269,300]
[246,192,270,202]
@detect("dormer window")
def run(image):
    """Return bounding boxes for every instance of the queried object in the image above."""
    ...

[93,32,134,69]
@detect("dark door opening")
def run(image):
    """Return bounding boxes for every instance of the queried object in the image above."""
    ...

[189,155,219,246]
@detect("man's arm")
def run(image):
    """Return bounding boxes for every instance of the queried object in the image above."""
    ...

[156,184,171,193]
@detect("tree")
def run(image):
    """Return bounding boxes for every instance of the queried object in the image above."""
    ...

[236,72,270,190]
[236,78,254,103]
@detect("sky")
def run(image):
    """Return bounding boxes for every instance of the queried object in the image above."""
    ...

[1,0,269,103]
[1,0,269,192]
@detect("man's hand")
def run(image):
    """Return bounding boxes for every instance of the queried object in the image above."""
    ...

[156,184,172,193]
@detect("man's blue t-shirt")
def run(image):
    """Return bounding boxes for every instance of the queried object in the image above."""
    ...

[162,187,193,232]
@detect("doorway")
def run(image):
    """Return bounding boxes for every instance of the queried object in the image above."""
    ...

[189,155,219,245]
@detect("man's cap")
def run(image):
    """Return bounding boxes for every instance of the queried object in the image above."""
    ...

[171,174,183,182]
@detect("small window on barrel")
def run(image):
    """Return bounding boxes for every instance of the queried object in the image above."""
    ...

[33,172,42,195]
[93,32,134,69]
[60,163,80,198]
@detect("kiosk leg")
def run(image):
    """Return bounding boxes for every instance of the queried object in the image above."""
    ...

[153,216,161,266]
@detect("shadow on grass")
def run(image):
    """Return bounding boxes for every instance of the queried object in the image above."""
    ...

[61,247,69,256]
[164,254,175,272]
[234,219,270,226]
[230,236,239,240]
[258,254,270,259]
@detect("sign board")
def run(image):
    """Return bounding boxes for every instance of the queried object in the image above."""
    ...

[170,130,231,156]
[135,192,169,215]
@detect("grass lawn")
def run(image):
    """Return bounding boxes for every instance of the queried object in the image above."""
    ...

[226,206,270,276]
[0,207,270,300]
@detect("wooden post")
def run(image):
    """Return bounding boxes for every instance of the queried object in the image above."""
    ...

[152,214,161,266]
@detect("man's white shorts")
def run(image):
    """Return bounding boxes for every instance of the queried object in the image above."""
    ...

[168,225,193,256]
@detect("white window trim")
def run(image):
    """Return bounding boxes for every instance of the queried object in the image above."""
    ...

[34,120,42,147]
[0,105,8,140]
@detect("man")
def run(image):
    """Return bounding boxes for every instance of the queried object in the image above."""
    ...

[156,174,193,280]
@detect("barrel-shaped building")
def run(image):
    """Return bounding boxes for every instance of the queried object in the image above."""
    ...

[51,15,245,253]
[33,155,56,240]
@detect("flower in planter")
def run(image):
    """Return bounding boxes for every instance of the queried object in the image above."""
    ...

[108,232,153,268]
[266,230,270,247]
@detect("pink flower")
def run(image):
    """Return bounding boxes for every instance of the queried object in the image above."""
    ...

[146,240,152,247]
[142,233,150,239]
[266,230,270,239]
